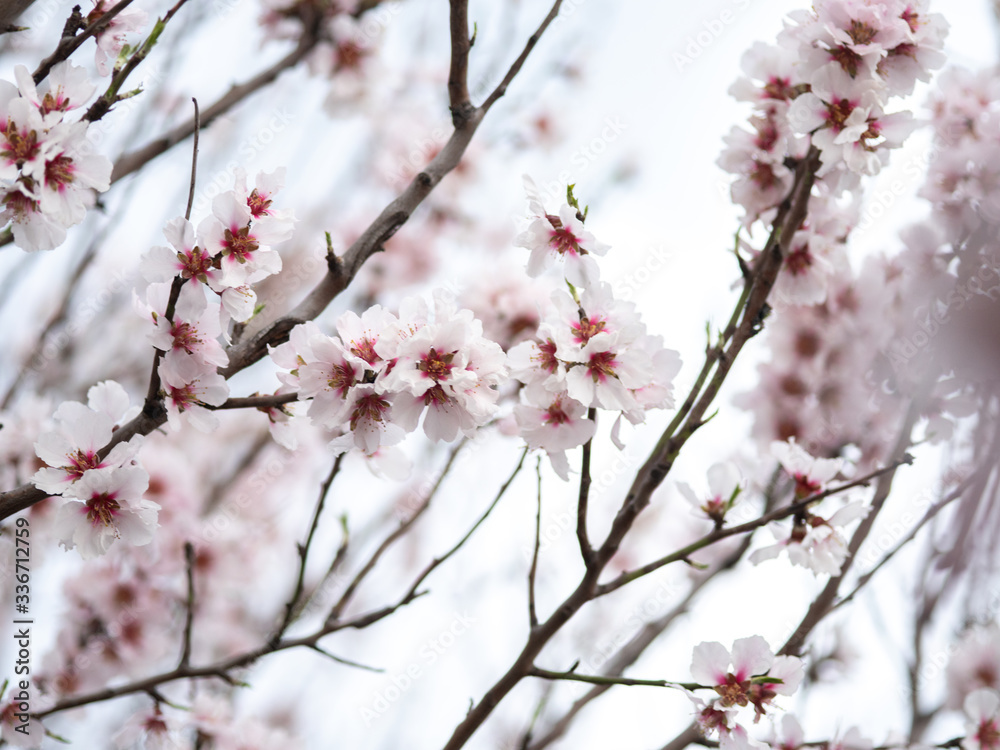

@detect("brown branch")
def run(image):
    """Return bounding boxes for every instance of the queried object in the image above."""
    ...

[779,390,928,658]
[324,440,466,626]
[448,0,473,126]
[596,456,912,597]
[528,457,543,629]
[209,392,300,411]
[178,541,196,668]
[438,148,823,750]
[35,445,526,720]
[270,456,343,646]
[32,0,137,85]
[576,408,596,566]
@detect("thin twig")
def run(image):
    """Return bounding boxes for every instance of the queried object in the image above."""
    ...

[595,457,912,597]
[528,457,543,629]
[325,440,467,626]
[576,408,596,566]
[179,541,196,668]
[33,0,137,84]
[185,98,200,221]
[271,456,343,645]
[528,666,697,690]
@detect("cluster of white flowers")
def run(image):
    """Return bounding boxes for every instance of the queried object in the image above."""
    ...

[271,292,507,458]
[139,169,295,431]
[718,0,947,308]
[749,439,866,576]
[507,281,681,478]
[688,636,804,750]
[31,381,156,559]
[0,63,113,251]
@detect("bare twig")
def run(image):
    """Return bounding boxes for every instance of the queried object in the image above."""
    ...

[528,666,697,690]
[528,457,543,629]
[576,408,596,566]
[32,0,137,84]
[179,541,196,668]
[325,440,467,626]
[270,456,343,645]
[185,98,200,221]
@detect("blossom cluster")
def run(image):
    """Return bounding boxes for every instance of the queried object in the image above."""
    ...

[689,636,804,750]
[31,381,156,559]
[271,292,507,458]
[720,0,947,227]
[749,439,867,576]
[140,169,295,431]
[508,281,681,478]
[0,63,113,251]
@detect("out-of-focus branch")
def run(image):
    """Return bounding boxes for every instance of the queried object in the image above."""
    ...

[448,0,473,125]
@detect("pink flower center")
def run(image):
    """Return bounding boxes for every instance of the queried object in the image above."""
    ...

[586,350,618,382]
[171,321,202,353]
[350,393,391,430]
[1,123,40,165]
[3,186,38,218]
[85,492,121,527]
[572,315,607,344]
[825,98,856,132]
[180,247,214,281]
[536,339,560,374]
[793,473,822,498]
[223,226,259,263]
[422,384,453,407]
[417,347,456,382]
[349,337,380,366]
[714,674,751,707]
[548,226,582,257]
[978,719,1000,750]
[784,245,813,276]
[40,91,70,116]
[755,120,780,151]
[751,160,779,189]
[167,383,198,409]
[66,448,102,478]
[44,154,75,190]
[763,76,794,101]
[327,362,356,395]
[247,188,272,218]
[847,19,877,45]
[830,47,863,77]
[544,398,571,426]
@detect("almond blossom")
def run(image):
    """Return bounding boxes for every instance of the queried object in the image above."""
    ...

[54,465,159,559]
[963,689,1000,750]
[515,175,609,288]
[691,637,804,719]
[33,381,142,495]
[771,438,845,497]
[514,384,596,480]
[677,462,744,526]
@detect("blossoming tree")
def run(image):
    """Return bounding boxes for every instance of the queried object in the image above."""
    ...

[0,0,998,748]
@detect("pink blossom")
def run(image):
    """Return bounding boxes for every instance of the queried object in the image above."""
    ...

[54,466,158,559]
[963,689,1000,750]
